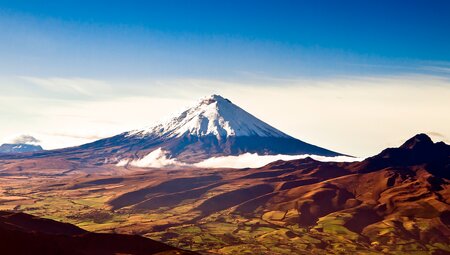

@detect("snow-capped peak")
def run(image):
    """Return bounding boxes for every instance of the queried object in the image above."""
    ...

[128,94,291,139]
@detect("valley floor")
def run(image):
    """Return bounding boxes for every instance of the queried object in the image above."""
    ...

[0,156,448,255]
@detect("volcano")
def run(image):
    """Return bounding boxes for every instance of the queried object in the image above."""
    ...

[0,95,344,167]
[105,94,343,165]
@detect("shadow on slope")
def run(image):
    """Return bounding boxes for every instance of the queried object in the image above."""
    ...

[0,211,196,255]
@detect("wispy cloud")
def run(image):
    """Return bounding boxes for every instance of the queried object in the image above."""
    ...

[20,76,111,97]
[44,132,104,140]
[421,66,450,75]
[11,134,40,145]
[427,131,449,143]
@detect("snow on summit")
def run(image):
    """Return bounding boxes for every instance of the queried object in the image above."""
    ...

[128,94,291,139]
[111,94,350,167]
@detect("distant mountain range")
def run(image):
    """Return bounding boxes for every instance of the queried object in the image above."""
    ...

[0,95,343,167]
[0,143,43,154]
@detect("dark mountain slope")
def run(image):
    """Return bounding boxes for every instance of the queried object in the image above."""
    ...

[0,211,197,255]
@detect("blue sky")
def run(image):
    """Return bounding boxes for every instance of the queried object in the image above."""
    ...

[1,0,450,78]
[0,1,450,156]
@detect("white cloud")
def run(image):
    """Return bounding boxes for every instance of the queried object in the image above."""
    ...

[118,150,362,169]
[194,153,363,168]
[4,134,41,145]
[128,148,187,168]
[12,134,40,144]
[116,148,363,168]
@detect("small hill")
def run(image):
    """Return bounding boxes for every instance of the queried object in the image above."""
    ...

[0,211,197,255]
